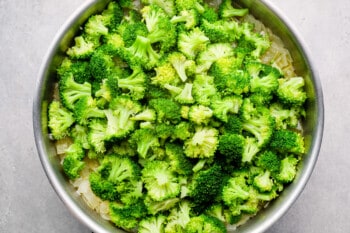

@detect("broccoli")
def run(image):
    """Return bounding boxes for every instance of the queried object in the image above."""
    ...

[218,0,249,18]
[109,200,147,230]
[117,66,148,100]
[48,100,75,139]
[70,124,90,149]
[66,35,99,59]
[101,1,124,32]
[201,4,219,23]
[129,128,160,159]
[172,121,193,141]
[171,9,199,30]
[185,214,227,233]
[270,102,304,129]
[165,200,192,233]
[196,43,235,73]
[218,133,245,165]
[189,165,226,212]
[94,75,119,104]
[144,196,180,215]
[175,0,205,13]
[223,115,243,134]
[141,0,177,17]
[188,105,213,125]
[242,137,260,163]
[178,27,210,59]
[142,160,181,201]
[165,143,193,176]
[131,108,156,122]
[277,77,307,106]
[241,23,270,57]
[59,73,92,110]
[88,119,108,153]
[138,214,167,233]
[200,19,240,43]
[253,170,274,192]
[73,96,105,125]
[57,58,92,84]
[246,62,281,94]
[84,15,109,37]
[192,74,217,106]
[167,52,196,82]
[210,95,243,122]
[255,150,281,175]
[89,172,118,201]
[149,98,181,123]
[121,21,149,47]
[152,62,180,87]
[184,126,219,159]
[89,47,115,81]
[270,129,305,154]
[62,142,85,179]
[141,5,177,52]
[276,155,299,183]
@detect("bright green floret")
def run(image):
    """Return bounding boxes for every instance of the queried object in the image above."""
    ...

[142,160,181,201]
[270,129,305,154]
[62,142,85,180]
[185,214,227,233]
[178,27,209,59]
[277,77,307,106]
[48,100,75,140]
[129,128,160,158]
[218,0,249,18]
[276,155,299,183]
[73,96,105,125]
[138,214,167,233]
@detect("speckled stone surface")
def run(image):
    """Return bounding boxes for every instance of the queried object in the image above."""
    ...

[0,0,349,232]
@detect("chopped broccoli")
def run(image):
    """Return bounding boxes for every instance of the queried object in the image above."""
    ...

[171,9,199,30]
[62,142,85,179]
[255,150,281,174]
[129,128,160,159]
[270,129,305,154]
[142,160,181,201]
[192,74,217,106]
[185,214,227,233]
[277,77,307,106]
[66,35,99,59]
[48,100,75,139]
[138,214,167,233]
[188,105,213,125]
[210,95,243,122]
[149,98,181,123]
[276,155,299,183]
[165,143,193,176]
[141,0,177,17]
[73,96,105,125]
[167,52,196,82]
[218,133,245,165]
[117,66,148,100]
[178,27,210,59]
[218,0,249,18]
[184,126,219,159]
[165,200,192,233]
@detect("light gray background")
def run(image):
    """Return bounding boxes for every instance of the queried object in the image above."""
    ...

[0,0,349,232]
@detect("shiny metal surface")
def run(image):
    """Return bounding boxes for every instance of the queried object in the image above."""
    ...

[33,1,324,232]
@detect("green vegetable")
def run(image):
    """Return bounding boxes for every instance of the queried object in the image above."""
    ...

[47,0,308,231]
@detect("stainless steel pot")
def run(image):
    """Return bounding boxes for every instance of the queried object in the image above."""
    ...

[33,1,324,232]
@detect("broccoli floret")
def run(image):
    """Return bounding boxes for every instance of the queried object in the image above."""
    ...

[184,126,219,159]
[89,172,118,201]
[141,0,177,17]
[185,214,227,233]
[201,4,219,23]
[192,74,217,106]
[62,142,85,180]
[277,77,307,106]
[48,100,75,140]
[138,214,167,233]
[89,47,115,81]
[196,43,234,73]
[241,23,270,57]
[175,83,195,104]
[172,121,193,141]
[73,96,105,125]
[223,115,242,134]
[155,123,175,143]
[131,108,156,122]
[270,102,304,129]
[276,155,299,183]
[101,1,124,32]
[94,75,120,104]
[218,0,249,18]
[167,52,196,82]
[165,143,193,176]
[70,124,90,149]
[66,35,99,59]
[129,128,160,158]
[222,175,250,206]
[125,35,161,69]
[88,119,108,153]
[103,96,142,139]
[58,58,92,84]
[152,62,180,87]
[59,74,92,110]
[246,62,281,94]
[171,9,199,30]
[84,15,109,37]
[142,160,181,201]
[210,95,243,122]
[117,66,148,100]
[178,27,209,59]
[241,106,275,147]
[165,201,192,233]
[218,133,245,165]
[141,5,177,52]
[175,0,205,13]
[253,170,274,192]
[121,21,149,47]
[242,137,260,163]
[144,196,180,215]
[149,98,181,123]
[255,150,281,174]
[109,200,148,230]
[189,165,226,211]
[269,129,305,154]
[200,19,240,43]
[188,105,213,125]
[210,57,250,95]
[104,33,125,51]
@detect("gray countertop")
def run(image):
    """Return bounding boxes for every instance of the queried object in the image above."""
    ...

[1,0,349,232]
